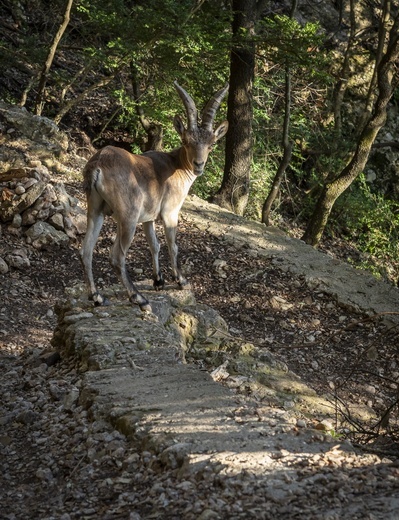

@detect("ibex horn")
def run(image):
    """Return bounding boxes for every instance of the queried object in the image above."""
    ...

[174,81,198,130]
[201,83,229,131]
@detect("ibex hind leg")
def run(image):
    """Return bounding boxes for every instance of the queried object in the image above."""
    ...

[111,220,152,312]
[143,221,165,290]
[80,206,110,306]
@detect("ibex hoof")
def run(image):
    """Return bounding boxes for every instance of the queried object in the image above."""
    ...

[91,292,110,306]
[130,294,152,313]
[153,273,165,291]
[139,302,152,313]
[176,277,190,290]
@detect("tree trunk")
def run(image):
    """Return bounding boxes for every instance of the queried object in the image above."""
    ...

[302,5,399,246]
[331,0,356,138]
[262,66,293,224]
[363,0,391,118]
[261,0,297,225]
[211,0,257,215]
[34,0,73,116]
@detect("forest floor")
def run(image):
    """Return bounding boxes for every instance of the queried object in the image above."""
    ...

[1,178,399,517]
[2,186,399,448]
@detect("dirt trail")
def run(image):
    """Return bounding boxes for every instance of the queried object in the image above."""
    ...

[183,196,399,327]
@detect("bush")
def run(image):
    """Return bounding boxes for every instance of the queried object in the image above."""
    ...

[332,175,399,283]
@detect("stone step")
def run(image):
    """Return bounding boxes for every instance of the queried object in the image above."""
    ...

[52,283,353,479]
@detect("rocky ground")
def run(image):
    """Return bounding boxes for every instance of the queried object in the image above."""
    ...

[1,185,399,518]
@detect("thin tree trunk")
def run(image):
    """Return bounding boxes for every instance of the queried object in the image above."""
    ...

[302,5,399,246]
[261,66,293,224]
[92,106,122,145]
[332,0,356,138]
[34,0,73,116]
[364,0,391,116]
[60,60,93,102]
[261,0,297,225]
[20,73,38,107]
[54,75,114,124]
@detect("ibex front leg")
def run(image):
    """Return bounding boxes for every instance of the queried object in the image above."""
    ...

[163,213,188,287]
[143,221,165,290]
[110,218,152,312]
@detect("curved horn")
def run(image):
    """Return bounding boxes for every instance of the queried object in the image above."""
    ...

[174,81,198,130]
[201,83,229,131]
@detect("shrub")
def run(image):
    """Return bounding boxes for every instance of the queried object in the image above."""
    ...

[332,175,399,283]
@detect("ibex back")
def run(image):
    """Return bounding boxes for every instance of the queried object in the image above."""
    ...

[80,82,228,312]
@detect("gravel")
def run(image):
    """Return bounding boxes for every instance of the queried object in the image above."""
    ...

[2,341,399,519]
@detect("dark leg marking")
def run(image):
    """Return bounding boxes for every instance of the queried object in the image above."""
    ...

[153,271,165,290]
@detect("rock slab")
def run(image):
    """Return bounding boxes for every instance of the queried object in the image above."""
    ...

[52,284,343,477]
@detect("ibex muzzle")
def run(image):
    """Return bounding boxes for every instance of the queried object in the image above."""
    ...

[80,82,229,312]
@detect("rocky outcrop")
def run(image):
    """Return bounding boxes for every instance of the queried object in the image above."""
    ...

[0,102,68,163]
[0,102,86,268]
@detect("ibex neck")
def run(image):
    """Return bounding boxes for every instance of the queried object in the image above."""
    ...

[179,146,195,174]
[167,147,196,180]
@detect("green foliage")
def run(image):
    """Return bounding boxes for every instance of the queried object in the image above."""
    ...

[331,175,399,282]
[83,0,231,148]
[245,160,274,221]
[1,0,398,284]
[0,0,230,123]
[248,14,334,223]
[259,15,329,79]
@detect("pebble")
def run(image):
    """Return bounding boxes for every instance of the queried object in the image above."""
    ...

[15,185,26,195]
[315,419,334,431]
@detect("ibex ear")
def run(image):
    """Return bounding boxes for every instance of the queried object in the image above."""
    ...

[173,115,186,137]
[214,121,229,142]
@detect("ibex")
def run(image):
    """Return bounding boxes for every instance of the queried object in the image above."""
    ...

[80,81,229,312]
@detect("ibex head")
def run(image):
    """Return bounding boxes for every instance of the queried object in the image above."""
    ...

[173,81,229,176]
